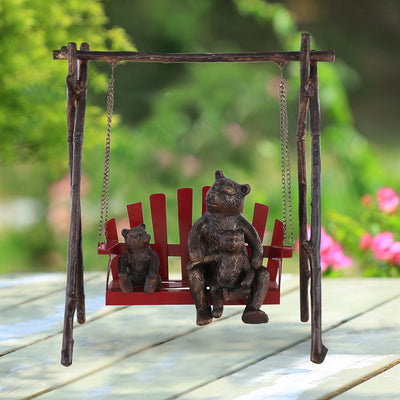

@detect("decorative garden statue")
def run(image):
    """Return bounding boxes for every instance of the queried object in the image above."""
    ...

[187,170,270,325]
[118,224,162,293]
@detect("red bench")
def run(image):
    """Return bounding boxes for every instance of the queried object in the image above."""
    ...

[98,187,293,306]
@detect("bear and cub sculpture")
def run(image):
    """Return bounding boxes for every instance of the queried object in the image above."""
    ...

[187,170,270,325]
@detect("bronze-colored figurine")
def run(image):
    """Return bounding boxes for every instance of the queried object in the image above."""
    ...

[118,223,161,293]
[187,170,270,325]
[210,229,255,318]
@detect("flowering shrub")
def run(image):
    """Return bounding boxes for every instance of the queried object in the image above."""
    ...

[327,187,400,277]
[320,227,353,274]
[296,226,353,276]
[358,188,400,275]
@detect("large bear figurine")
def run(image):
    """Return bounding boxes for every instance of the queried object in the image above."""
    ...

[118,223,162,293]
[187,170,270,325]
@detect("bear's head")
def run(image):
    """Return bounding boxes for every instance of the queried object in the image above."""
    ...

[218,229,246,253]
[121,223,151,251]
[206,170,251,216]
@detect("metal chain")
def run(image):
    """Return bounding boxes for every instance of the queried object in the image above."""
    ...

[279,66,294,246]
[97,64,115,243]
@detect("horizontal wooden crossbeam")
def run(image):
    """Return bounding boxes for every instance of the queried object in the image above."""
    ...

[53,46,335,64]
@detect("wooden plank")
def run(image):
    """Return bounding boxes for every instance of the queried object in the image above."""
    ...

[334,361,400,399]
[0,273,100,311]
[178,285,400,399]
[3,278,397,400]
[0,274,113,356]
[251,203,269,242]
[177,188,193,281]
[127,202,144,229]
[0,275,298,399]
[150,193,169,281]
[201,186,210,214]
[0,273,65,305]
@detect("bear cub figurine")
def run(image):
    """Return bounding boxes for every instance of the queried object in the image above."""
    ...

[118,223,161,293]
[187,170,270,326]
[210,229,256,319]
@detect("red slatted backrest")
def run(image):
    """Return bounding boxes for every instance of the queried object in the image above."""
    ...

[105,218,118,244]
[127,202,144,228]
[252,203,269,244]
[271,219,284,247]
[150,193,169,281]
[268,219,284,283]
[177,188,193,281]
[105,187,280,287]
[202,186,211,214]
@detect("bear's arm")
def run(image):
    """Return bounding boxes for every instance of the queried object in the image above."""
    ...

[187,216,208,266]
[148,248,160,275]
[118,252,130,275]
[238,216,264,269]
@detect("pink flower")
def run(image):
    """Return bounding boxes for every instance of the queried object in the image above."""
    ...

[321,240,352,271]
[376,187,399,214]
[359,233,373,251]
[370,232,394,260]
[322,229,353,271]
[320,227,334,253]
[388,241,400,266]
[360,194,373,207]
[296,226,353,272]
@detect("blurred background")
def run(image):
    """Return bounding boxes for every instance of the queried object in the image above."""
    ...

[1,0,399,277]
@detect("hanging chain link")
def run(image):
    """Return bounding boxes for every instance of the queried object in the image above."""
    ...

[97,64,115,243]
[279,66,294,247]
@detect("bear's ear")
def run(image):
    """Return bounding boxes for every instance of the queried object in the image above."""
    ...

[240,184,251,196]
[139,223,146,230]
[215,170,225,180]
[121,229,129,237]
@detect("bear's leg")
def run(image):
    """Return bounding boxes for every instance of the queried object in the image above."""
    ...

[119,273,134,293]
[187,265,212,326]
[118,254,134,293]
[241,268,255,292]
[242,266,270,324]
[144,273,162,293]
[210,285,224,318]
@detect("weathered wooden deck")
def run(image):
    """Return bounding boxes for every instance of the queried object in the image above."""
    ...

[1,273,399,399]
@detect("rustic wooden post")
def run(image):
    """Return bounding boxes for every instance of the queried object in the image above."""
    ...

[297,34,311,323]
[306,61,328,363]
[61,42,89,367]
[296,34,328,363]
[66,43,77,176]
[75,43,89,325]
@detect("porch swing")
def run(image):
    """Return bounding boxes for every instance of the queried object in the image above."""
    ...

[97,62,294,307]
[53,33,335,367]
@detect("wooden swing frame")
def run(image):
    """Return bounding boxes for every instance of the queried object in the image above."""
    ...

[53,33,335,366]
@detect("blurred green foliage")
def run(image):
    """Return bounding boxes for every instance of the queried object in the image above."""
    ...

[0,0,134,166]
[1,0,399,276]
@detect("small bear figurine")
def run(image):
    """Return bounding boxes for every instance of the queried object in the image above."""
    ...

[118,223,161,294]
[209,229,255,319]
[187,170,270,326]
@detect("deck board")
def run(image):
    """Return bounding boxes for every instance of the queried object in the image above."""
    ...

[334,361,400,399]
[0,273,65,310]
[180,293,400,400]
[0,272,101,311]
[0,274,114,356]
[0,274,399,400]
